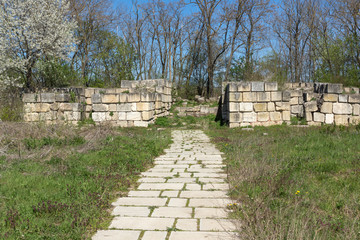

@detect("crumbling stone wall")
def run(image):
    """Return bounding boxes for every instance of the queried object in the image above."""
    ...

[221,81,360,127]
[22,79,172,127]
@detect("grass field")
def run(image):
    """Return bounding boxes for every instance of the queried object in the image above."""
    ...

[0,123,171,239]
[206,124,360,240]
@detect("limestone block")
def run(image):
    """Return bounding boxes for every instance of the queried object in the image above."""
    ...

[353,104,360,116]
[137,102,153,111]
[350,116,360,124]
[108,104,117,112]
[84,89,94,98]
[270,112,282,121]
[237,82,251,92]
[305,111,312,121]
[85,98,92,105]
[162,95,171,103]
[34,103,51,112]
[23,104,32,113]
[142,111,154,121]
[230,113,242,123]
[229,102,239,112]
[243,92,257,102]
[239,103,253,112]
[23,93,37,103]
[257,112,270,122]
[265,82,278,91]
[164,87,172,95]
[127,112,142,121]
[338,94,348,103]
[155,86,164,93]
[349,94,360,103]
[92,104,109,112]
[128,93,141,102]
[325,114,334,124]
[55,93,70,102]
[251,82,264,92]
[291,105,304,115]
[119,93,129,102]
[290,90,302,97]
[117,103,133,112]
[106,112,118,121]
[40,93,55,103]
[327,83,343,94]
[320,102,332,114]
[268,102,275,111]
[92,112,106,122]
[271,92,282,101]
[352,87,359,94]
[25,112,40,121]
[242,112,257,122]
[334,115,348,125]
[344,87,351,93]
[72,103,82,112]
[304,93,320,102]
[290,97,298,105]
[275,102,290,111]
[59,103,72,111]
[333,103,352,115]
[92,94,102,104]
[323,94,338,102]
[257,92,271,102]
[229,83,238,92]
[85,105,92,112]
[141,92,155,102]
[282,91,291,102]
[73,112,81,121]
[254,103,267,112]
[304,101,318,112]
[313,112,325,122]
[50,103,59,111]
[282,111,291,121]
[229,93,242,102]
[102,94,119,103]
[228,123,239,128]
[155,101,162,109]
[134,121,149,127]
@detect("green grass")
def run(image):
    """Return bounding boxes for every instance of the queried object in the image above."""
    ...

[0,127,171,239]
[207,125,360,240]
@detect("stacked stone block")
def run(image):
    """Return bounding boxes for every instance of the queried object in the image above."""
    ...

[23,79,172,127]
[222,81,360,127]
[175,106,218,117]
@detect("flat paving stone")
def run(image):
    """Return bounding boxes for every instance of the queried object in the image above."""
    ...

[169,231,238,240]
[194,208,228,218]
[111,206,150,216]
[142,231,168,240]
[161,191,179,197]
[168,198,188,207]
[176,219,198,231]
[189,198,233,208]
[200,219,237,231]
[203,183,229,190]
[112,197,166,206]
[128,191,160,197]
[138,183,184,190]
[138,178,166,183]
[92,230,140,240]
[180,191,228,198]
[152,207,192,218]
[109,217,174,230]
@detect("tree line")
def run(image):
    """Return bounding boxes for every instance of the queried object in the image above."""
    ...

[0,0,359,99]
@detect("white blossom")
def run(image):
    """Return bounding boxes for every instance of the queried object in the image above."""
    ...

[0,0,77,90]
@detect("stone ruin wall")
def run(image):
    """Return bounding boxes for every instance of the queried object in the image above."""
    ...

[22,79,172,127]
[221,81,360,128]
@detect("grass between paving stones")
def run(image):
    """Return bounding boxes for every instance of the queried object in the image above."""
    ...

[207,125,360,240]
[0,125,171,239]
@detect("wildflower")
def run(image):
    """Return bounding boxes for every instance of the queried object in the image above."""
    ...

[295,190,300,195]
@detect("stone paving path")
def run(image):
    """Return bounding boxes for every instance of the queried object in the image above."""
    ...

[92,130,238,240]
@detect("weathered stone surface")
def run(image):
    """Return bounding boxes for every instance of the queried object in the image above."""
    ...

[237,82,251,92]
[353,104,360,116]
[256,92,271,102]
[257,112,270,122]
[268,102,275,111]
[327,83,343,93]
[254,103,267,112]
[142,231,168,240]
[92,230,141,240]
[92,112,106,122]
[349,94,360,103]
[271,91,282,101]
[119,93,128,102]
[229,102,239,112]
[142,111,154,120]
[84,89,94,98]
[265,82,278,91]
[109,217,174,230]
[282,91,291,102]
[270,112,282,121]
[102,94,119,103]
[323,94,338,102]
[350,116,360,124]
[127,112,142,121]
[92,94,102,104]
[291,105,304,115]
[313,112,325,122]
[128,93,141,102]
[239,103,253,112]
[251,82,264,91]
[228,83,238,92]
[118,112,126,120]
[290,97,299,105]
[282,111,291,121]
[117,103,132,112]
[229,113,241,122]
[290,90,302,97]
[137,102,153,111]
[325,114,334,124]
[93,104,109,112]
[152,207,192,218]
[320,102,332,114]
[229,93,242,102]
[334,115,348,125]
[55,93,70,102]
[304,101,318,112]
[333,103,352,114]
[85,98,92,105]
[200,219,236,231]
[338,94,348,103]
[141,92,155,102]
[242,92,257,102]
[305,112,312,121]
[23,93,38,103]
[242,112,257,122]
[275,102,290,111]
[39,93,55,103]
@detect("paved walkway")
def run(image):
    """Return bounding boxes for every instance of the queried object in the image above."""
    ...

[93,130,238,240]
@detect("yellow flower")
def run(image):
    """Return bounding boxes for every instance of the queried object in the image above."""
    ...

[295,190,300,195]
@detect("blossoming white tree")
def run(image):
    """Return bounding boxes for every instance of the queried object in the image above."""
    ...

[0,0,77,90]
